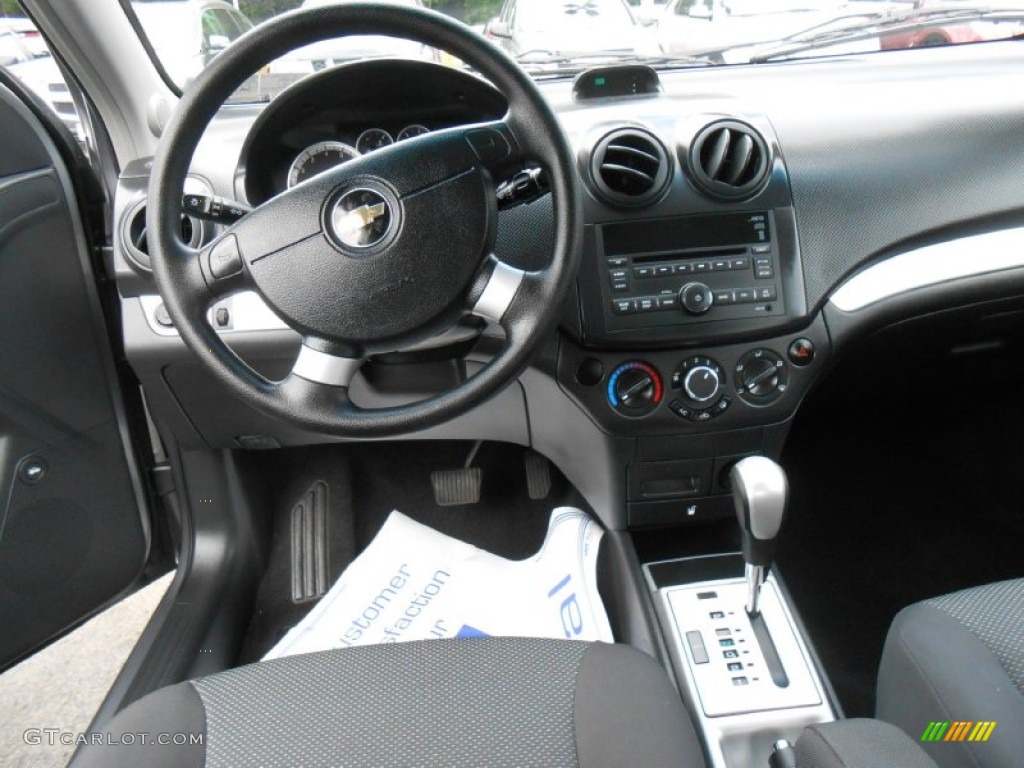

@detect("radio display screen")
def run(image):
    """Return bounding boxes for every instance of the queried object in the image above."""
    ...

[602,211,770,257]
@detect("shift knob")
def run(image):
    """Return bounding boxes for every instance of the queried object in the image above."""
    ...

[730,456,788,567]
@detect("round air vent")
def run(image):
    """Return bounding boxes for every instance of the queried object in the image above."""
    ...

[686,120,770,200]
[121,200,203,270]
[589,128,671,208]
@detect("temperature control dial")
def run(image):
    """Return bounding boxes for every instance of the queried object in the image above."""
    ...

[607,361,663,417]
[735,348,789,404]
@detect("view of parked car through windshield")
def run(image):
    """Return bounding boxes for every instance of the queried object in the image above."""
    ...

[3,0,1023,129]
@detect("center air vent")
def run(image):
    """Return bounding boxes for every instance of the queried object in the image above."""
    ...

[121,201,203,270]
[687,120,770,200]
[589,128,671,208]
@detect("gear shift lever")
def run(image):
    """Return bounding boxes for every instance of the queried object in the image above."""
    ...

[730,456,788,617]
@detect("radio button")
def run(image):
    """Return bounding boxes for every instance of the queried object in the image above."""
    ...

[679,282,714,315]
[611,298,635,315]
[713,289,735,306]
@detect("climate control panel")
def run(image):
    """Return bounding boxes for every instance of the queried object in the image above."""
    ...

[557,316,830,437]
[669,356,731,423]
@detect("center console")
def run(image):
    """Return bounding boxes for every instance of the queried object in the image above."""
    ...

[640,458,837,768]
[646,561,835,767]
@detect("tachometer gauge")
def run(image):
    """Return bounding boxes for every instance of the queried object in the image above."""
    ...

[356,128,394,154]
[397,124,430,141]
[287,141,359,188]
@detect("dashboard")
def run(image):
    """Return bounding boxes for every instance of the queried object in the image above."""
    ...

[113,45,1024,529]
[239,60,507,205]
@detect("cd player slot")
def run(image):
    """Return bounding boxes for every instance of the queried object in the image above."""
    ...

[633,247,749,265]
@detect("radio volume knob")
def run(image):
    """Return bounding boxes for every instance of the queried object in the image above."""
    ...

[679,282,714,315]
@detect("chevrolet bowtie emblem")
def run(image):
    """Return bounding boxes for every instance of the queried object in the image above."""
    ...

[331,189,394,249]
[336,203,387,237]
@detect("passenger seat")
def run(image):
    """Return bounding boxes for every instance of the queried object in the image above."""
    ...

[876,578,1024,768]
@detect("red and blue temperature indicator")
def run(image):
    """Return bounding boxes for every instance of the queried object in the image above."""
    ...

[607,361,663,416]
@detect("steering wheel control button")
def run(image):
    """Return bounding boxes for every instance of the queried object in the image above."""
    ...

[208,235,243,279]
[331,188,394,249]
[736,348,789,404]
[607,361,663,417]
[679,282,714,314]
[788,338,816,366]
[465,128,510,164]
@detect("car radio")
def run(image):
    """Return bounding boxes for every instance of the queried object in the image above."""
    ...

[577,208,806,347]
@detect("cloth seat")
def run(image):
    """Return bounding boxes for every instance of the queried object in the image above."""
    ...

[73,637,705,768]
[876,578,1024,768]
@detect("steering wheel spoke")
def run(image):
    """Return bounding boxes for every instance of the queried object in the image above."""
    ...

[289,338,364,388]
[470,254,527,325]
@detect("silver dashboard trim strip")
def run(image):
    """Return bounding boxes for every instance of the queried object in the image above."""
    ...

[829,227,1024,312]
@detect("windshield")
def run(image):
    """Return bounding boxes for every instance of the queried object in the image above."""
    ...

[116,0,1024,100]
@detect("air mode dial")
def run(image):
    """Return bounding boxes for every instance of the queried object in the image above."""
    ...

[735,348,788,404]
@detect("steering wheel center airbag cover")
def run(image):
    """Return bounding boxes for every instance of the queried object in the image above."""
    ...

[241,131,492,343]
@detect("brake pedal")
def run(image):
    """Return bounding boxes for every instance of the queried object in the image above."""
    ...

[432,442,483,506]
[524,449,552,500]
[431,468,482,506]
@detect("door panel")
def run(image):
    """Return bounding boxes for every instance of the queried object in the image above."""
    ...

[0,76,151,670]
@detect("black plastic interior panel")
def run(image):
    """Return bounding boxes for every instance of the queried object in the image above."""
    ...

[0,84,148,669]
[763,45,1024,310]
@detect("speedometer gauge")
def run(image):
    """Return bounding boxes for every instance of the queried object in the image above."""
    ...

[356,128,394,154]
[287,141,359,188]
[397,124,430,141]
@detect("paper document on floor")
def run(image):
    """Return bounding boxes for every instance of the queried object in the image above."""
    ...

[264,507,611,660]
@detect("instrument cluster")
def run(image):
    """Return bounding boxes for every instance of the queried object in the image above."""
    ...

[286,124,432,189]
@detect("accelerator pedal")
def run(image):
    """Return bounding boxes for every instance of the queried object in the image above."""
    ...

[524,449,552,500]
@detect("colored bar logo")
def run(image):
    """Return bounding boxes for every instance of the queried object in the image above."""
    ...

[921,721,997,742]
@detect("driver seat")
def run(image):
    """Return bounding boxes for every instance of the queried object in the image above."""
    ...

[73,637,705,767]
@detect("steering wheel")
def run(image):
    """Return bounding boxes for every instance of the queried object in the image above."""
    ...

[148,3,581,437]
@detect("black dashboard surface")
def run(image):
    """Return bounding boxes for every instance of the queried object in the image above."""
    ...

[240,60,507,205]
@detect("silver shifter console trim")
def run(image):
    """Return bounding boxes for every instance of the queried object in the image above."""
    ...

[645,556,835,768]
